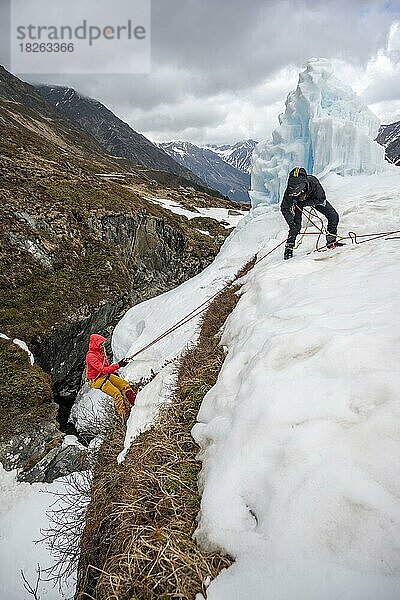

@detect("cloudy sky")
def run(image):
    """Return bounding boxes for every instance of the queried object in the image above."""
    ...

[1,0,400,145]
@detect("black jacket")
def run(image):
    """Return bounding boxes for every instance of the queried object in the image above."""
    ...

[281,170,326,225]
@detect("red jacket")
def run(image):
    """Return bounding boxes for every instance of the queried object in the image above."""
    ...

[86,334,120,380]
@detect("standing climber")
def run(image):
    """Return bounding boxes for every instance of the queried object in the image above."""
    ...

[85,334,136,419]
[281,167,340,259]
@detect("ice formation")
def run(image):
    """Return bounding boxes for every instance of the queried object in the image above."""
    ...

[250,58,386,207]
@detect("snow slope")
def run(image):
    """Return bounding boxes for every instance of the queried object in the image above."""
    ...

[192,172,400,599]
[147,197,248,228]
[0,467,76,600]
[107,169,400,597]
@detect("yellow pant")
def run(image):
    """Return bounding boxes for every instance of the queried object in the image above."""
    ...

[89,373,131,417]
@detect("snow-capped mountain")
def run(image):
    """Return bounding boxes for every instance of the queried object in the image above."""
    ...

[376,120,400,165]
[159,140,250,203]
[205,140,258,173]
[251,58,386,206]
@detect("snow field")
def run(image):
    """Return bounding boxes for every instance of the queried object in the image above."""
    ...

[0,466,76,599]
[147,196,248,228]
[192,173,400,599]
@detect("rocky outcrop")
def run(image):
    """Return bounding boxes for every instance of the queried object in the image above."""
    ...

[27,209,219,415]
[31,300,125,430]
[19,440,88,484]
[0,422,62,472]
[0,419,87,483]
[45,443,87,482]
[376,121,400,165]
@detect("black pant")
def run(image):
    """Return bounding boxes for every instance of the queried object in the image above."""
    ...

[284,201,339,246]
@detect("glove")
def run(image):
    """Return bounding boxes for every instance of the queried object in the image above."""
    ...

[118,358,129,368]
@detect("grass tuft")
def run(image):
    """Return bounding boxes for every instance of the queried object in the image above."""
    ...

[76,258,255,600]
[0,338,57,438]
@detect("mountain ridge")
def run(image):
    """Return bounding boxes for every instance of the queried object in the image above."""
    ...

[35,83,212,189]
[204,139,258,173]
[376,121,400,165]
[159,140,250,203]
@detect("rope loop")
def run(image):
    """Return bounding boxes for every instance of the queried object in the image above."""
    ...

[348,231,358,244]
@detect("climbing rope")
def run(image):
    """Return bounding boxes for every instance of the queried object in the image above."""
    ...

[125,210,399,362]
[296,206,328,250]
[126,238,286,360]
[294,207,313,249]
[298,205,400,251]
[347,230,400,244]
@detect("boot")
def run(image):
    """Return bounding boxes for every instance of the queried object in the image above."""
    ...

[284,243,294,260]
[125,389,136,406]
[326,233,337,248]
[327,242,346,249]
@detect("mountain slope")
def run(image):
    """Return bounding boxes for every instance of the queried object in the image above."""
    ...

[376,121,400,165]
[0,66,107,158]
[159,140,250,203]
[205,139,258,173]
[35,84,209,187]
[0,65,238,462]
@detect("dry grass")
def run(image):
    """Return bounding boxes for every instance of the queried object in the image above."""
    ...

[76,259,255,600]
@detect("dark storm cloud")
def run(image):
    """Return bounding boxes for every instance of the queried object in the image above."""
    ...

[91,0,397,110]
[150,0,393,97]
[1,0,399,142]
[160,0,399,98]
[132,98,225,132]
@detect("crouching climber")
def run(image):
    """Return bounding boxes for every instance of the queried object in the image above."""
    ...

[85,334,136,420]
[281,167,340,259]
